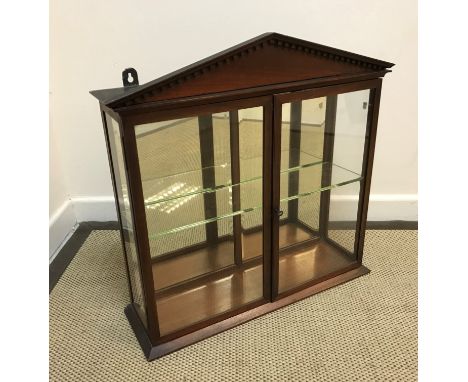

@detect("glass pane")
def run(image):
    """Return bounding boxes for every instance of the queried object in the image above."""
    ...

[328,182,361,253]
[278,89,370,294]
[327,90,370,252]
[105,114,147,327]
[135,106,264,335]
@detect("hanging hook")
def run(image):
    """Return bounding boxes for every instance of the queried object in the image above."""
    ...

[122,68,139,87]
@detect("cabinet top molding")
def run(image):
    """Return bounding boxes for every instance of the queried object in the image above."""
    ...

[90,32,394,108]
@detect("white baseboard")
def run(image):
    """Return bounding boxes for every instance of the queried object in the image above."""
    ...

[367,194,418,221]
[71,196,118,222]
[49,196,117,263]
[49,199,78,262]
[330,194,418,221]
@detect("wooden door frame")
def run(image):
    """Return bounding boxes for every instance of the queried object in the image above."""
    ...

[271,78,382,300]
[116,95,274,344]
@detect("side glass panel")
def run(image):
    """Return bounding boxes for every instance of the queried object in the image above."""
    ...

[105,114,147,327]
[135,106,264,336]
[277,89,370,294]
[328,90,370,252]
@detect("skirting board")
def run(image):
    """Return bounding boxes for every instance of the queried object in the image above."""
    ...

[49,199,77,262]
[71,196,117,222]
[330,194,418,221]
[49,196,115,262]
[49,221,119,291]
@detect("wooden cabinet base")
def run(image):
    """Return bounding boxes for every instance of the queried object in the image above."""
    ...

[125,264,370,361]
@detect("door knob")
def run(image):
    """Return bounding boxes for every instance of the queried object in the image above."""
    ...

[274,209,284,217]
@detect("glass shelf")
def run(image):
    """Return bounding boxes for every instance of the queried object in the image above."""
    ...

[145,156,362,240]
[142,155,263,207]
[143,149,324,207]
[279,161,362,203]
[144,172,262,241]
[148,205,262,239]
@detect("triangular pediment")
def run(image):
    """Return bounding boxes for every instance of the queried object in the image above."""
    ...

[92,33,393,108]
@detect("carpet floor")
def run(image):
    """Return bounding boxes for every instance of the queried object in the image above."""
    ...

[49,229,417,381]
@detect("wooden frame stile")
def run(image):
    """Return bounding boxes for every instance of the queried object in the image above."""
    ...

[229,110,243,266]
[262,99,273,301]
[270,96,282,299]
[287,101,302,221]
[197,115,219,244]
[355,80,383,262]
[319,94,338,240]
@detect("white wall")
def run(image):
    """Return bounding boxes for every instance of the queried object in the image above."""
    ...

[49,107,76,260]
[50,0,417,250]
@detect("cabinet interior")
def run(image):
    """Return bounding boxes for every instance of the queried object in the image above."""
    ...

[134,92,367,336]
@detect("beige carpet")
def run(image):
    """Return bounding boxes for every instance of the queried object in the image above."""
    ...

[49,229,417,381]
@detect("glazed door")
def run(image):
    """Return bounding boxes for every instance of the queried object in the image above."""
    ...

[271,80,380,298]
[131,97,272,337]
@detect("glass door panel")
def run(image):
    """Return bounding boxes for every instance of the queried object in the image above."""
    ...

[276,89,371,294]
[135,106,265,336]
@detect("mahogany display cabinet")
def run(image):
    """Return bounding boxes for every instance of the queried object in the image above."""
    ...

[91,32,393,360]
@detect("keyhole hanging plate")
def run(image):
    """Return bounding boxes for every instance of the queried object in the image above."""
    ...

[122,68,139,87]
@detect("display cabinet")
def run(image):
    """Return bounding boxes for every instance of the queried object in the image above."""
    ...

[91,32,393,360]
